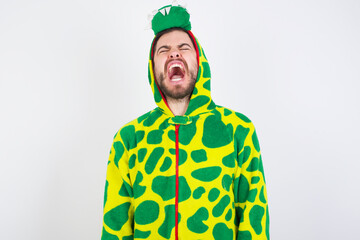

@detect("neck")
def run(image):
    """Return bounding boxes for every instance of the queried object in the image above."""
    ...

[167,96,190,116]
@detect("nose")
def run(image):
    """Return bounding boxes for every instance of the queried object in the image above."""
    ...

[169,50,180,59]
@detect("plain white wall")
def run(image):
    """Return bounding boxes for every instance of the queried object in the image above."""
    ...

[1,0,359,239]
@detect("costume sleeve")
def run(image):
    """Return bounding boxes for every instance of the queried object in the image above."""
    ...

[101,132,134,239]
[234,122,270,239]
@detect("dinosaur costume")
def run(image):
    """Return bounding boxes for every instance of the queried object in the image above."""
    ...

[102,4,269,240]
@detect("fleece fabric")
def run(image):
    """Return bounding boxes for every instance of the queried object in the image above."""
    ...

[101,6,269,240]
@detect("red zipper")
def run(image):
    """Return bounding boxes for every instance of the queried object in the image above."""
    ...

[175,124,180,240]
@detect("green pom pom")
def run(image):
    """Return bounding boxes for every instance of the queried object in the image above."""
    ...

[151,5,191,35]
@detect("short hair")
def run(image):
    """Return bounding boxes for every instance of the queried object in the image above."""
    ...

[151,27,196,59]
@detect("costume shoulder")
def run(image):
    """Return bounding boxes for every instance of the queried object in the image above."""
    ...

[215,105,254,126]
[112,108,164,148]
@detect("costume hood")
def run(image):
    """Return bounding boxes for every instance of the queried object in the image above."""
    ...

[148,4,215,118]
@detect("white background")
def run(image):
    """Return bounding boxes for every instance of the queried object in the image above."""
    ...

[1,0,359,239]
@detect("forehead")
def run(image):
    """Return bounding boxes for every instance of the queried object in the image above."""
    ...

[155,30,194,50]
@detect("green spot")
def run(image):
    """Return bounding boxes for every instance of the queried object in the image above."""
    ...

[238,146,251,166]
[237,231,252,240]
[129,154,136,169]
[187,207,209,234]
[134,200,159,225]
[101,227,119,240]
[212,195,230,217]
[193,187,205,199]
[202,114,232,148]
[137,111,150,124]
[203,79,210,91]
[135,130,145,143]
[235,206,245,225]
[179,149,188,166]
[113,141,125,168]
[169,148,187,166]
[212,223,233,240]
[235,112,251,123]
[133,172,146,199]
[234,125,250,154]
[225,209,232,221]
[134,229,150,238]
[143,110,162,127]
[158,205,176,239]
[191,166,222,182]
[196,40,202,57]
[186,96,210,115]
[120,125,136,150]
[259,155,266,183]
[246,157,259,172]
[147,129,164,144]
[251,176,260,184]
[104,180,108,207]
[145,147,164,174]
[191,149,207,163]
[104,202,131,231]
[119,180,133,198]
[208,188,220,202]
[234,174,249,203]
[138,148,147,163]
[178,117,198,145]
[192,87,198,95]
[159,119,169,129]
[260,186,267,204]
[122,236,132,240]
[152,175,175,201]
[222,174,232,191]
[252,130,261,152]
[168,130,176,142]
[207,100,216,110]
[224,108,232,116]
[154,88,162,103]
[222,152,235,168]
[178,176,191,202]
[202,61,211,78]
[249,205,265,235]
[248,189,258,203]
[160,157,172,172]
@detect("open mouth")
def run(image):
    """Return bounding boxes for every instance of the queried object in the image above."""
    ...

[167,62,185,82]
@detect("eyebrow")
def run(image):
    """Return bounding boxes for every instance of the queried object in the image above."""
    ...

[156,43,193,54]
[156,45,170,54]
[178,43,192,49]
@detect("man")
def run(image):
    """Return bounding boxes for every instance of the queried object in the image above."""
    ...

[101,4,269,240]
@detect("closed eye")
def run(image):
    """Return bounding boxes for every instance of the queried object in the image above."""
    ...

[178,43,192,50]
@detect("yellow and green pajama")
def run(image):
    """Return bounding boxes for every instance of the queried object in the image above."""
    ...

[101,31,269,240]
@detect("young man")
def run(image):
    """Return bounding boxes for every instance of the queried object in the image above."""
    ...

[101,4,269,240]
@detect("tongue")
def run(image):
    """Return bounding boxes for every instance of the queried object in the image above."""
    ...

[171,74,183,80]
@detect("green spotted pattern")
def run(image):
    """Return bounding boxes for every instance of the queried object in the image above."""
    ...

[104,202,131,231]
[212,195,230,217]
[193,187,205,199]
[191,166,222,182]
[134,200,159,225]
[187,207,209,233]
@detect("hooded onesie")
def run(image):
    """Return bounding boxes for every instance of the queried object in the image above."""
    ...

[101,4,270,240]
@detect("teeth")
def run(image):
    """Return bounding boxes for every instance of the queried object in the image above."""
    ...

[171,78,182,82]
[169,63,184,70]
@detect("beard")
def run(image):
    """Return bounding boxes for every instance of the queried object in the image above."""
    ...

[155,62,198,100]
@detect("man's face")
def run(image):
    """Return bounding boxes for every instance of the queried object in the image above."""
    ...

[153,30,198,100]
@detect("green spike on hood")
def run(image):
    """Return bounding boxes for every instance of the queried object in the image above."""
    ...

[148,5,215,117]
[151,5,191,35]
